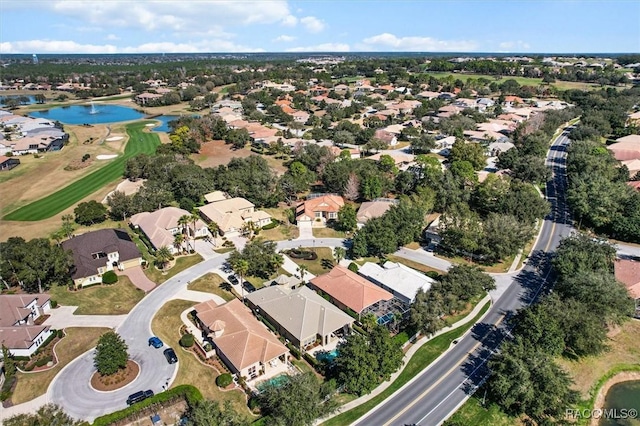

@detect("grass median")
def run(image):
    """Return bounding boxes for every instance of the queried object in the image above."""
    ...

[3,121,159,221]
[321,299,491,426]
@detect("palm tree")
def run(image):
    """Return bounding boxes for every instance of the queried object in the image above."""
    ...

[334,247,346,264]
[297,264,308,282]
[207,221,220,247]
[173,234,185,254]
[178,215,191,250]
[155,246,173,270]
[189,210,201,252]
[234,259,249,300]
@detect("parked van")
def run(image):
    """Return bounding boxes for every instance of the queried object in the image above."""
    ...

[126,389,154,405]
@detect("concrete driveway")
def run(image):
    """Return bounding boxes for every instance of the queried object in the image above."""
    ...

[43,306,126,329]
[297,221,313,239]
[118,266,156,292]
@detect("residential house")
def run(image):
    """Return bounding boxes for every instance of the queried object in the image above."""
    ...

[295,194,345,226]
[608,135,640,161]
[628,181,640,192]
[621,159,640,178]
[367,151,416,170]
[0,156,20,171]
[309,265,393,317]
[246,286,354,351]
[130,207,209,254]
[291,111,310,124]
[373,129,398,146]
[9,132,67,155]
[0,294,53,357]
[263,274,302,290]
[358,261,435,305]
[61,229,142,288]
[194,299,288,381]
[198,196,272,237]
[135,92,163,105]
[614,259,640,318]
[356,198,399,226]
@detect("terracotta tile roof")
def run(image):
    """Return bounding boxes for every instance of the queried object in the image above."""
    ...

[194,299,287,371]
[310,265,393,314]
[627,181,640,191]
[615,259,640,299]
[297,194,344,221]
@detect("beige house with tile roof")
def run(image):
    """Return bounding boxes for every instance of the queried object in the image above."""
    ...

[194,298,288,380]
[198,196,272,237]
[356,198,398,226]
[130,207,209,254]
[246,286,354,351]
[296,194,345,226]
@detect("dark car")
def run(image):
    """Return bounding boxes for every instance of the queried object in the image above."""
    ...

[228,275,239,285]
[242,281,256,293]
[163,347,178,364]
[126,389,154,405]
[148,336,163,348]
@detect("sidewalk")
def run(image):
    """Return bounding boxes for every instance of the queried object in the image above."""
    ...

[316,294,491,425]
[171,289,226,304]
[0,395,48,422]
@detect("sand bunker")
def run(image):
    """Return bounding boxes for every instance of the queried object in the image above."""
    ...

[106,136,124,141]
[96,154,118,160]
[145,123,156,127]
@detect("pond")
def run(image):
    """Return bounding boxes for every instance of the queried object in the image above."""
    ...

[151,115,179,133]
[28,103,146,124]
[600,380,640,426]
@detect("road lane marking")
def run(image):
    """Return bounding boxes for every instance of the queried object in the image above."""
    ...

[381,316,508,426]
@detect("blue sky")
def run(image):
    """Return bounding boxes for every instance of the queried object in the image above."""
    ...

[1,0,638,54]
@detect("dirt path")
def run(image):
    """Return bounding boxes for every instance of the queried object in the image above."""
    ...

[590,371,640,426]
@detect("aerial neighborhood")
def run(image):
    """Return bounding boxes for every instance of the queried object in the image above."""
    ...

[1,45,640,426]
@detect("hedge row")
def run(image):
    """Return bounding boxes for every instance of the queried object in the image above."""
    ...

[92,385,203,426]
[261,220,280,230]
[286,342,301,360]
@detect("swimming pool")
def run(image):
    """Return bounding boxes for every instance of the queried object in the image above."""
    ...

[315,349,339,363]
[257,373,290,391]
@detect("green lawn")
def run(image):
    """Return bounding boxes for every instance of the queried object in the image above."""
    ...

[187,273,235,302]
[443,396,518,426]
[49,276,145,315]
[3,121,160,221]
[321,300,491,426]
[286,247,335,276]
[144,253,204,284]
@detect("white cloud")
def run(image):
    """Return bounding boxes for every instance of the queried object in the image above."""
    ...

[0,39,263,54]
[359,33,478,52]
[273,35,296,43]
[47,1,293,31]
[300,16,325,33]
[105,34,120,41]
[498,40,531,51]
[281,15,298,27]
[286,42,350,52]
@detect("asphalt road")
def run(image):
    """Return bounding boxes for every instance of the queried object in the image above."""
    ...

[49,255,229,422]
[356,130,575,426]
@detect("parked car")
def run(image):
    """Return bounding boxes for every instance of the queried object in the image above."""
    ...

[126,389,154,406]
[228,275,239,285]
[163,347,178,364]
[148,336,163,348]
[242,281,256,293]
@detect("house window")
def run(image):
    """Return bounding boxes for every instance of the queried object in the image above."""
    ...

[315,211,322,218]
[328,212,338,219]
[248,366,257,378]
[91,251,107,260]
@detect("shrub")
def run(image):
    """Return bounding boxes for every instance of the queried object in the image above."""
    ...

[348,262,359,272]
[35,356,52,367]
[50,299,58,308]
[57,329,65,338]
[180,333,194,348]
[261,220,280,230]
[286,342,301,360]
[102,270,118,284]
[203,342,212,352]
[81,153,90,162]
[216,373,233,388]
